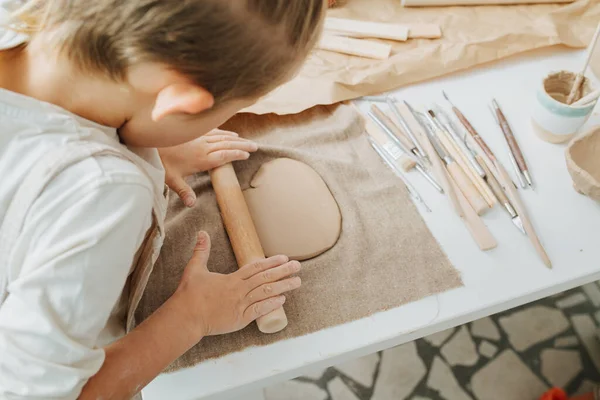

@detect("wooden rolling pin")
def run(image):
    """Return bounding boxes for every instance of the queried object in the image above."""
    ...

[210,163,288,334]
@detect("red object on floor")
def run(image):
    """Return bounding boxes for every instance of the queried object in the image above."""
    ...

[540,388,568,400]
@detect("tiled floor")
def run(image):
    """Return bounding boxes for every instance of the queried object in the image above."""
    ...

[262,283,600,400]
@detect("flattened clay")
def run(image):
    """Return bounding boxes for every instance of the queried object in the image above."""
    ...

[243,158,341,260]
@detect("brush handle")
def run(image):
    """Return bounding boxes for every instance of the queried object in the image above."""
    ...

[566,74,584,105]
[370,105,416,153]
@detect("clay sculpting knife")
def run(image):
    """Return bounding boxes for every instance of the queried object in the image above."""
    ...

[385,96,429,161]
[368,110,444,193]
[368,137,432,212]
[491,99,533,189]
[487,121,552,268]
[442,92,525,234]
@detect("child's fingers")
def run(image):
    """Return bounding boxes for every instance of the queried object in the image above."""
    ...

[208,140,258,153]
[245,261,301,289]
[206,129,239,137]
[242,296,286,325]
[236,255,290,279]
[204,135,250,144]
[189,231,211,269]
[245,277,301,306]
[207,150,250,167]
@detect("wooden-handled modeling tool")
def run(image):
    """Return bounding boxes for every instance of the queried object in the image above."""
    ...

[371,104,423,161]
[431,106,497,208]
[318,34,392,60]
[442,91,525,233]
[385,97,429,161]
[403,102,462,217]
[210,164,288,334]
[409,105,496,250]
[491,99,533,190]
[368,138,432,212]
[566,22,600,105]
[493,157,552,268]
[368,107,444,193]
[424,112,488,215]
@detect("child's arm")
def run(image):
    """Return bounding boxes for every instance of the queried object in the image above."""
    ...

[80,232,300,400]
[159,129,258,207]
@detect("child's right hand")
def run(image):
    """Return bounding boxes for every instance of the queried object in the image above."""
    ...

[174,231,301,337]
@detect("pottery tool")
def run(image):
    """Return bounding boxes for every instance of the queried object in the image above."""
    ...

[566,23,600,105]
[402,104,463,217]
[317,34,392,60]
[572,88,600,107]
[364,117,418,171]
[423,112,488,215]
[432,106,497,208]
[477,155,525,234]
[404,102,498,250]
[368,109,444,193]
[369,137,432,212]
[491,99,533,190]
[442,92,525,232]
[324,17,442,40]
[209,164,288,333]
[370,104,420,159]
[480,123,552,267]
[386,97,428,161]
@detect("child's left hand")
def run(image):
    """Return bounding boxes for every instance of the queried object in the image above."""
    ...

[159,129,258,207]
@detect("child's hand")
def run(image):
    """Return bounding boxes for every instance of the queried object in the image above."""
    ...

[158,129,258,207]
[176,231,301,337]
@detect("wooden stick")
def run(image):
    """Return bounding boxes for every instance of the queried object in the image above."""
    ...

[567,22,600,105]
[447,170,497,251]
[324,17,409,42]
[436,120,496,208]
[396,103,463,217]
[317,34,392,60]
[493,160,552,268]
[434,125,488,214]
[210,164,288,333]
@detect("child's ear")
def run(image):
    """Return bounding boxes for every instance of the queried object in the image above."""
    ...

[152,83,214,122]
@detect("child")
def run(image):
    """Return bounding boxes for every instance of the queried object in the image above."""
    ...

[0,1,325,399]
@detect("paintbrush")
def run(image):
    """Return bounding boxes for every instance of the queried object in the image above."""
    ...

[491,99,533,190]
[368,137,432,212]
[368,109,444,193]
[566,22,600,105]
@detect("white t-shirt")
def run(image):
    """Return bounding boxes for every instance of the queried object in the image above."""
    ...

[0,6,165,399]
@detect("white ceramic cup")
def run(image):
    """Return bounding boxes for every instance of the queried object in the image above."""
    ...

[531,72,597,144]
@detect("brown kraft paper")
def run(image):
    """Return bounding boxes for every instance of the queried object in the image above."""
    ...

[244,0,600,115]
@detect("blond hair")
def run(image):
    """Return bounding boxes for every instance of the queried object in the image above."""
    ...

[15,0,325,104]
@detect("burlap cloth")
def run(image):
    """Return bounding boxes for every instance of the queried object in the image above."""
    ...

[135,105,462,371]
[245,0,600,115]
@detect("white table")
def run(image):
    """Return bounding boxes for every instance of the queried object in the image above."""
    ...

[144,47,600,400]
